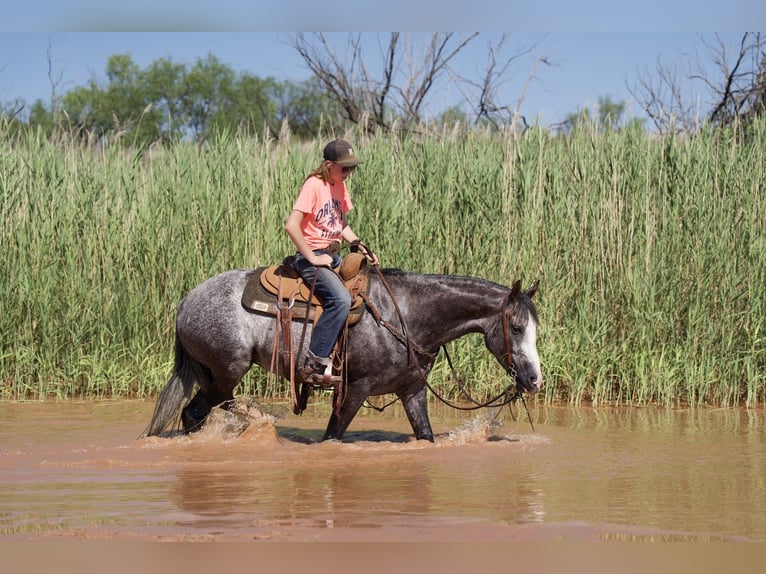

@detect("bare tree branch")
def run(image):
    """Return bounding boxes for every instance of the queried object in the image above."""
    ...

[700,33,764,125]
[450,34,543,131]
[290,32,490,133]
[400,33,478,125]
[629,55,698,134]
[291,33,364,128]
[364,32,398,130]
[46,39,64,123]
[629,32,766,134]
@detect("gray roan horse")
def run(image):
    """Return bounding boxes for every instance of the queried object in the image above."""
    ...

[143,267,541,442]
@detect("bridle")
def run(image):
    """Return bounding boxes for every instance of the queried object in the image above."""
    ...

[501,290,519,379]
[363,271,536,431]
[433,290,536,431]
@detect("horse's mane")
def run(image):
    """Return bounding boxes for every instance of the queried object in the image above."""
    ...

[376,268,538,322]
[378,267,508,291]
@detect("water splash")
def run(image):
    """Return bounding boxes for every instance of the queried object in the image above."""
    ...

[443,415,494,445]
[196,402,280,442]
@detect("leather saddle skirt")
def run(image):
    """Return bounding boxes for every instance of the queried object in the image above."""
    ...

[242,253,369,325]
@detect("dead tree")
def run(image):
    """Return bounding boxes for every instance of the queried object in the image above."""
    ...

[630,33,766,134]
[290,33,485,134]
[291,33,367,129]
[698,33,765,127]
[451,34,548,132]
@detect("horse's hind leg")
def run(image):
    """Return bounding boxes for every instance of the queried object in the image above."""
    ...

[181,392,214,432]
[180,372,242,432]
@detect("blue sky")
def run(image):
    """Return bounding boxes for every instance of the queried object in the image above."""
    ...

[2,0,764,127]
[3,1,763,32]
[1,32,753,127]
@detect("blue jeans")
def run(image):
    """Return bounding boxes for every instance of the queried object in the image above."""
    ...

[293,250,352,359]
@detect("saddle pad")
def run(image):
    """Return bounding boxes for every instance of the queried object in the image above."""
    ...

[242,267,368,325]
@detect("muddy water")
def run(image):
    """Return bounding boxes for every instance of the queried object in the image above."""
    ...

[0,398,764,541]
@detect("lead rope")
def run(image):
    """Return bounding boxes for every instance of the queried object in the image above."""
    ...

[433,345,535,433]
[357,256,536,433]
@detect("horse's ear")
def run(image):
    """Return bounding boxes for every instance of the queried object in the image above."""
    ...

[510,279,522,298]
[525,280,539,298]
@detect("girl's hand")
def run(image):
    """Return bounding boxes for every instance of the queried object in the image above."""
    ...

[309,253,335,268]
[352,240,379,266]
[365,251,380,266]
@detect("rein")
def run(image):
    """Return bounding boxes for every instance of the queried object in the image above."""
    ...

[438,345,536,433]
[359,257,535,433]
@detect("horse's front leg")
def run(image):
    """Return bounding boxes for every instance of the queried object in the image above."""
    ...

[398,384,434,442]
[322,390,367,441]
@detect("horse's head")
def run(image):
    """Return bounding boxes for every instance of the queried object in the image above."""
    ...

[489,279,542,395]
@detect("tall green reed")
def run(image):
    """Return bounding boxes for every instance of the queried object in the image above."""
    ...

[1,120,763,406]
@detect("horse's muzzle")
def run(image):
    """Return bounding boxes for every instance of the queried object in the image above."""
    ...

[515,377,540,395]
[513,360,542,395]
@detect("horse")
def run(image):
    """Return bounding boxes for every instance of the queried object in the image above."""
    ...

[142,267,541,442]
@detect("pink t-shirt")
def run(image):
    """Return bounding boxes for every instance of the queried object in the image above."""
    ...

[292,176,354,250]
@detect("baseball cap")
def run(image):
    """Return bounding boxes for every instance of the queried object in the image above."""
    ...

[323,139,363,167]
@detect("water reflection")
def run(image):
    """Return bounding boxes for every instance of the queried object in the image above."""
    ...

[171,461,436,529]
[0,400,763,540]
[166,413,554,531]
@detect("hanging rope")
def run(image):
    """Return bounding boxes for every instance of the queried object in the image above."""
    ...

[355,256,536,433]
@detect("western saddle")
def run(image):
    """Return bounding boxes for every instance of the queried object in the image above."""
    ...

[241,252,370,415]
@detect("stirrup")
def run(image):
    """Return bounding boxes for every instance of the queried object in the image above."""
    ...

[300,362,341,387]
[308,371,342,387]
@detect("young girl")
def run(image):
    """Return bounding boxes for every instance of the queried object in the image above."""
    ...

[284,139,379,384]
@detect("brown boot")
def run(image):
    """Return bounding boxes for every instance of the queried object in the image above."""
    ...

[300,354,341,386]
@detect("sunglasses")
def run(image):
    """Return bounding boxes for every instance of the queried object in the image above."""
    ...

[337,164,356,174]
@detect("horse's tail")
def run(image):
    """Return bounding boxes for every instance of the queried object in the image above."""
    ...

[141,333,207,437]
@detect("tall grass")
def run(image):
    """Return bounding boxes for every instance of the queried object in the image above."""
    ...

[1,120,764,406]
